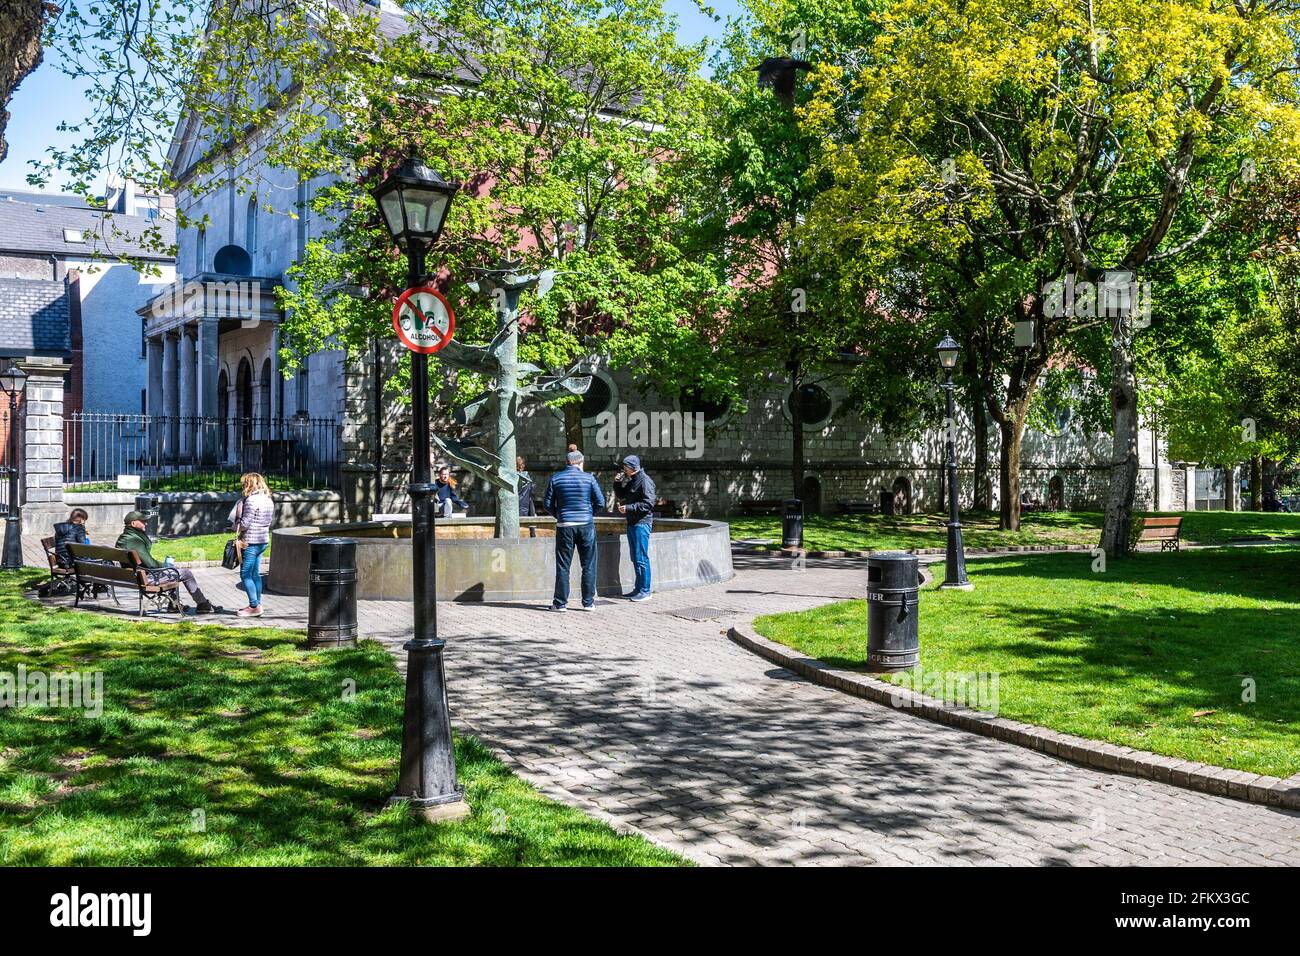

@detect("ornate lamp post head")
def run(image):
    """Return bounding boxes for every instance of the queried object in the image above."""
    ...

[371,151,459,250]
[755,56,813,107]
[0,364,27,401]
[935,333,961,372]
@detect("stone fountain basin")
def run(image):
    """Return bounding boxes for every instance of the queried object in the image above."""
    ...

[266,516,734,602]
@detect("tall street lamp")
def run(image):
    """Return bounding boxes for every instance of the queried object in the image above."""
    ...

[936,333,972,590]
[372,151,470,821]
[755,55,813,508]
[1,364,27,570]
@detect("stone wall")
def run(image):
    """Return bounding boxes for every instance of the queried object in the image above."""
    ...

[54,489,343,541]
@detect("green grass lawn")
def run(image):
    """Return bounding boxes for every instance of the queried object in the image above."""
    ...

[729,509,1300,553]
[753,546,1300,778]
[150,533,256,564]
[0,571,683,866]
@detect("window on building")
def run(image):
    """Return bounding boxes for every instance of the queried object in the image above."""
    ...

[295,365,310,415]
[786,383,833,428]
[246,195,258,256]
[296,177,310,254]
[196,225,207,274]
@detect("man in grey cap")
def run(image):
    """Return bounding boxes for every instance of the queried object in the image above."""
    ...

[542,449,605,611]
[117,511,216,613]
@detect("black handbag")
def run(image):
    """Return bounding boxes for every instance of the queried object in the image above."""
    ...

[222,496,247,570]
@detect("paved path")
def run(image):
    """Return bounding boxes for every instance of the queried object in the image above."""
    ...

[67,551,1300,866]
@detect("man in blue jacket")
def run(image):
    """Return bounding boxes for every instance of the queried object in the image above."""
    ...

[543,449,605,611]
[616,454,656,601]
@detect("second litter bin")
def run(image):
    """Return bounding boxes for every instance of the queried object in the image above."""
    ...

[782,498,804,550]
[308,537,358,648]
[865,550,919,672]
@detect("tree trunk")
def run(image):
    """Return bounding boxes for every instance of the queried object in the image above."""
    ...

[562,400,583,452]
[997,413,1026,532]
[972,392,989,511]
[1100,320,1139,556]
[0,1,49,164]
[1249,455,1263,511]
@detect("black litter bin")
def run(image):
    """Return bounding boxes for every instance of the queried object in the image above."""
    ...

[308,537,358,648]
[865,550,919,672]
[878,489,894,516]
[134,494,161,537]
[782,498,804,549]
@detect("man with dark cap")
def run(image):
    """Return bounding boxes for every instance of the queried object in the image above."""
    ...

[543,448,605,611]
[616,454,656,601]
[117,511,216,613]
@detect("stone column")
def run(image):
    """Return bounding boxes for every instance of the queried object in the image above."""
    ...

[147,334,164,458]
[162,330,179,460]
[18,358,72,550]
[194,319,220,463]
[178,325,196,459]
[270,326,282,422]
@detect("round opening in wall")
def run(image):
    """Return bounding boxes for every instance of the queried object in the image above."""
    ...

[785,383,833,428]
[580,370,617,422]
[678,387,731,424]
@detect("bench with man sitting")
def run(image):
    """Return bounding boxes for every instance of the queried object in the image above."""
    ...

[66,543,184,617]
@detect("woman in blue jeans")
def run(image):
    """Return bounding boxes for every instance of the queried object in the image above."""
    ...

[230,472,276,618]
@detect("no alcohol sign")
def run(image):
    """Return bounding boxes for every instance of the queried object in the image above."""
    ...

[392,284,456,354]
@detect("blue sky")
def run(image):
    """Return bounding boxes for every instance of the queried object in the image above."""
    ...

[0,0,742,194]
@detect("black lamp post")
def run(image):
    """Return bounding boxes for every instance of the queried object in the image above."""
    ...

[936,333,972,590]
[1,364,27,570]
[372,152,469,820]
[755,55,813,506]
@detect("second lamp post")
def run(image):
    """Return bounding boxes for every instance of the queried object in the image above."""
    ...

[372,152,470,819]
[936,333,972,590]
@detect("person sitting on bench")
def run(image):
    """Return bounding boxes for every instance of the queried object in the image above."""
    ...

[116,511,216,614]
[53,508,91,568]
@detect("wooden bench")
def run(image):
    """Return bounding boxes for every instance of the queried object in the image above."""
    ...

[738,499,784,517]
[67,543,183,617]
[653,498,679,518]
[1134,515,1182,552]
[39,536,84,598]
[836,500,878,515]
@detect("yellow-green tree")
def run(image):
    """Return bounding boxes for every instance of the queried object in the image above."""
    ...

[805,0,1300,551]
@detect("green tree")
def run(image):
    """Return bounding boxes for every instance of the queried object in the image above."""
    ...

[805,0,1300,551]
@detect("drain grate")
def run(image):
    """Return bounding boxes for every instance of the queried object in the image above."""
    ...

[659,606,733,621]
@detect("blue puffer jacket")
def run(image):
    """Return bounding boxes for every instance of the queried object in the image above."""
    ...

[544,466,605,524]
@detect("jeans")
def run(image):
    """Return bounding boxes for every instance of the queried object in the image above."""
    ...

[146,566,204,600]
[241,542,268,607]
[554,522,597,607]
[628,521,652,594]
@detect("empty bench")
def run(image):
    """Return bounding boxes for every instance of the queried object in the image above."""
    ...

[67,543,183,617]
[738,500,784,517]
[1134,516,1182,552]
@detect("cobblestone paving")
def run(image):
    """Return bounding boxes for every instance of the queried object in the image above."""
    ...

[70,552,1300,866]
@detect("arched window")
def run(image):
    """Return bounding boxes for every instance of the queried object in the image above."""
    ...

[295,364,310,416]
[195,226,207,274]
[246,196,258,257]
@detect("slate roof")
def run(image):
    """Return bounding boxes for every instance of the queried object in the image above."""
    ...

[0,198,176,261]
[0,277,71,356]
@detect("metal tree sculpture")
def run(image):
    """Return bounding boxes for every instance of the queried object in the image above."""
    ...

[432,258,592,538]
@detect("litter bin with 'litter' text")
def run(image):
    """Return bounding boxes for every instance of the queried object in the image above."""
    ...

[308,537,358,648]
[782,498,804,550]
[134,494,161,537]
[865,551,919,672]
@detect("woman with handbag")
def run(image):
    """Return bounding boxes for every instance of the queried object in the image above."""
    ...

[228,472,275,618]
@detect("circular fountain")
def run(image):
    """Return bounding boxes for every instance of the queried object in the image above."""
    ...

[267,516,734,602]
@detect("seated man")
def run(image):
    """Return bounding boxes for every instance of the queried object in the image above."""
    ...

[115,511,216,614]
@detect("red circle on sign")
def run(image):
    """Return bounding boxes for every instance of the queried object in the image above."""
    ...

[392,285,456,354]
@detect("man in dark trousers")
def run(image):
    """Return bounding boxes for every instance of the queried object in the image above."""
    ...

[543,449,605,611]
[616,454,656,601]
